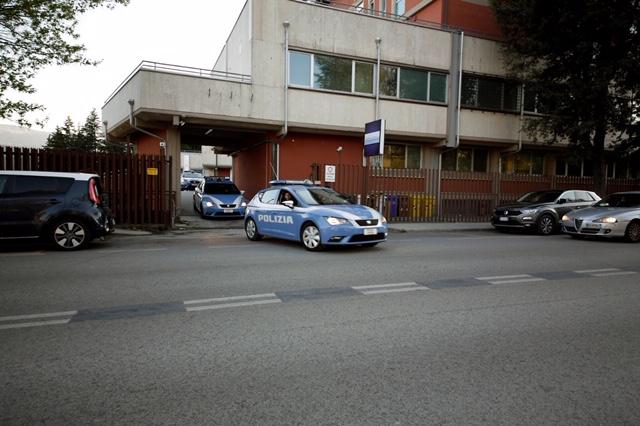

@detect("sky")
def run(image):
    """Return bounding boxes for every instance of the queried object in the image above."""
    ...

[2,0,247,132]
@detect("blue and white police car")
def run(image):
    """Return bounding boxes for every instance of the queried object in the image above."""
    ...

[244,180,388,251]
[193,177,247,218]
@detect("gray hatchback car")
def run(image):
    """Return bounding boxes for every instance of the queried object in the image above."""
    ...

[492,189,600,235]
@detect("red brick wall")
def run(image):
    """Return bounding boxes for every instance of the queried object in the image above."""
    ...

[413,0,444,23]
[135,130,166,155]
[278,133,364,181]
[445,0,501,38]
[233,143,270,199]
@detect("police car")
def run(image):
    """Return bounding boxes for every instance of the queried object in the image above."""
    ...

[193,177,247,218]
[244,180,388,251]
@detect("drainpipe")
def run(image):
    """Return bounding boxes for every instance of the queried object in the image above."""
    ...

[128,99,166,153]
[375,37,382,120]
[280,21,290,138]
[454,31,464,149]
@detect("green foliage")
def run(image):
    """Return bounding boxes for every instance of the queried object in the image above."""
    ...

[46,109,126,153]
[491,0,640,189]
[0,0,129,126]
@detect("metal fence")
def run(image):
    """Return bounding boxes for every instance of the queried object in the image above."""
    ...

[311,163,640,222]
[0,147,174,227]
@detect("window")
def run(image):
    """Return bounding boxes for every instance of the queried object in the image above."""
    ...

[429,73,447,103]
[369,0,375,13]
[289,50,448,104]
[371,143,422,169]
[502,152,544,175]
[354,62,374,94]
[381,0,387,14]
[289,51,311,86]
[8,176,74,196]
[314,54,352,92]
[462,74,522,112]
[259,189,280,204]
[382,65,447,103]
[442,148,488,172]
[399,68,428,101]
[0,176,8,195]
[556,157,592,177]
[393,0,405,15]
[204,183,240,195]
[379,65,398,97]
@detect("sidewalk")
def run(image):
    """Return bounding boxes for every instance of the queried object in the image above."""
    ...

[113,216,492,235]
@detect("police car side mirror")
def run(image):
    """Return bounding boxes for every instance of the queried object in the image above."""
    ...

[557,198,567,204]
[282,200,294,209]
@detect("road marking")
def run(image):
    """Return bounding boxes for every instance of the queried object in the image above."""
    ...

[92,248,169,254]
[0,310,77,322]
[360,286,428,295]
[186,299,281,312]
[184,293,277,305]
[476,274,532,281]
[592,271,637,277]
[353,282,418,290]
[0,319,70,330]
[575,268,620,274]
[353,282,427,295]
[476,274,546,285]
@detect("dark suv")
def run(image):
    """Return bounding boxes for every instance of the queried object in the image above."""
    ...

[0,171,114,250]
[491,189,600,235]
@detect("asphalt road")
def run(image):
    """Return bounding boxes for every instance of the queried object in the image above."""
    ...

[1,230,639,424]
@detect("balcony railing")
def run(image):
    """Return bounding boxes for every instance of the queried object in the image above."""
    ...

[104,61,252,106]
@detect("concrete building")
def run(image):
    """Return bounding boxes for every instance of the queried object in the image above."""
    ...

[102,0,636,202]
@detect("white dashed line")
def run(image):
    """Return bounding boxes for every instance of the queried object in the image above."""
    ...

[592,271,637,277]
[185,299,282,312]
[574,268,620,274]
[476,274,546,285]
[353,282,427,295]
[0,310,77,322]
[184,293,278,305]
[0,319,71,330]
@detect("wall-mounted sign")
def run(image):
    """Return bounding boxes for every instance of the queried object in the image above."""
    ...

[325,164,336,183]
[364,119,385,157]
[146,168,158,176]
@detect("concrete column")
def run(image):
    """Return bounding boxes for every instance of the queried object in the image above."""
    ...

[165,127,182,217]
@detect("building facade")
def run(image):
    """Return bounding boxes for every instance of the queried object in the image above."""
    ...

[102,0,637,205]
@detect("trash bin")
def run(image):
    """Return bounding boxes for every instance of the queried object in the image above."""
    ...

[387,195,399,218]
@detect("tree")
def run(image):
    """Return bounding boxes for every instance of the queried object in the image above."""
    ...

[45,110,127,153]
[46,117,78,150]
[0,0,129,126]
[491,0,640,194]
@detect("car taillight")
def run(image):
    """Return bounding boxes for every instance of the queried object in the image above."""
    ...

[89,178,101,205]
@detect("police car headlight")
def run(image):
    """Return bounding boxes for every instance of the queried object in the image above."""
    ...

[205,201,214,207]
[381,216,387,224]
[325,216,349,226]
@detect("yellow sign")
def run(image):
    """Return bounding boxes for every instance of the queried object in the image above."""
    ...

[146,168,158,176]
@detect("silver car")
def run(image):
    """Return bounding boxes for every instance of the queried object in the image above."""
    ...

[561,191,640,242]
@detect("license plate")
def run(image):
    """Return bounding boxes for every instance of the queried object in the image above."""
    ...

[223,209,233,214]
[584,223,599,229]
[363,228,377,235]
[499,217,509,222]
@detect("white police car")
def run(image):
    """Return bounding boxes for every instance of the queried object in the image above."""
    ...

[244,181,388,251]
[193,177,247,218]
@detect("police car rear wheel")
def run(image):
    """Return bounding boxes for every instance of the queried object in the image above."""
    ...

[245,218,262,241]
[302,224,322,251]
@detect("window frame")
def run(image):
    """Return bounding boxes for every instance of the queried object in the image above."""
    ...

[442,148,489,173]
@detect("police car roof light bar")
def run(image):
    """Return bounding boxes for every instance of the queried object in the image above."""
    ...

[269,179,314,186]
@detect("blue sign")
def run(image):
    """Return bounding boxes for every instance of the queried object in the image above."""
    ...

[364,119,385,157]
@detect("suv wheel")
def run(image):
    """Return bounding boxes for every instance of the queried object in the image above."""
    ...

[536,214,556,235]
[301,223,322,251]
[50,219,90,250]
[624,221,640,243]
[245,218,262,241]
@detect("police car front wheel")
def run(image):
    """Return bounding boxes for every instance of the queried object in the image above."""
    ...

[245,218,262,241]
[301,223,322,251]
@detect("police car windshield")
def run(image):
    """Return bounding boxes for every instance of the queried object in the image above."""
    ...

[183,172,202,178]
[296,187,351,205]
[204,183,240,195]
